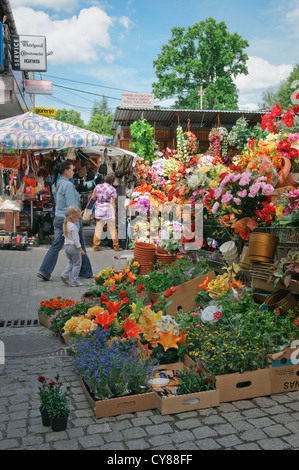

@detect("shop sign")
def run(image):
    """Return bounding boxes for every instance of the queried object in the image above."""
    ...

[34,107,56,117]
[25,80,52,95]
[121,92,155,108]
[11,35,47,72]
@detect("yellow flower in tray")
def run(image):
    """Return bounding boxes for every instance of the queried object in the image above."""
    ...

[63,316,80,334]
[86,305,105,319]
[75,318,97,335]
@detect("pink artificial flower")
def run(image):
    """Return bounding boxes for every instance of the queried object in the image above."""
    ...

[214,188,222,200]
[233,198,241,205]
[212,201,220,214]
[221,191,233,204]
[262,184,274,196]
[238,190,247,198]
[249,183,261,197]
[239,172,252,186]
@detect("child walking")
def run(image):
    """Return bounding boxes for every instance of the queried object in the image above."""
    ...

[61,206,85,287]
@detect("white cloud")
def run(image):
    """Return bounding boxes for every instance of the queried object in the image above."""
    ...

[235,56,293,109]
[12,6,131,65]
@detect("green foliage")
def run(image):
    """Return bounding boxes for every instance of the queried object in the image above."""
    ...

[129,119,155,164]
[227,117,252,152]
[88,113,114,137]
[55,109,85,128]
[137,258,210,294]
[177,367,216,395]
[152,17,249,110]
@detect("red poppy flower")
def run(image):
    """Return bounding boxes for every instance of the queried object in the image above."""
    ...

[100,295,108,302]
[137,284,145,293]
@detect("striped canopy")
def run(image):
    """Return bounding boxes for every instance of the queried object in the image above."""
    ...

[0,112,113,149]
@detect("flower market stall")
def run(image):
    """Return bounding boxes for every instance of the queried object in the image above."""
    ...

[36,102,299,423]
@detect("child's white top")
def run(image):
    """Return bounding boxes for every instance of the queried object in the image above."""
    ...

[64,221,81,248]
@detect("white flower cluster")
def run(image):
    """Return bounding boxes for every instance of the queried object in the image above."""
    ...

[156,315,180,335]
[186,169,211,189]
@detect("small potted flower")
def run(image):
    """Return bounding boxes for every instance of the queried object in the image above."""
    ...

[37,374,70,431]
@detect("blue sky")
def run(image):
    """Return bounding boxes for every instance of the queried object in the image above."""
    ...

[9,0,299,124]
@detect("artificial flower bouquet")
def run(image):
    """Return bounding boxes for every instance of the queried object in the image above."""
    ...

[203,169,276,239]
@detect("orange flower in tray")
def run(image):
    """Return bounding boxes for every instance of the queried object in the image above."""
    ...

[156,330,183,352]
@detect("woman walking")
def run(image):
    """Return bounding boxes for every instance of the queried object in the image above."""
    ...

[37,160,93,281]
[92,173,122,251]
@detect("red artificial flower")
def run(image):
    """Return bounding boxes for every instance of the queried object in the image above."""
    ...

[289,148,299,158]
[38,376,46,383]
[271,103,282,118]
[282,111,294,128]
[204,378,212,384]
[94,310,117,330]
[118,290,127,299]
[94,277,99,282]
[122,318,141,339]
[109,285,117,292]
[137,284,145,293]
[122,297,130,304]
[100,295,108,302]
[292,104,299,114]
[277,139,291,151]
[48,381,56,387]
[102,300,124,315]
[248,138,257,149]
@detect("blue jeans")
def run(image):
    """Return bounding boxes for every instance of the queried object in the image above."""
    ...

[38,217,93,279]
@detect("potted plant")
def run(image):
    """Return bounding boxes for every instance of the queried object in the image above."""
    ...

[268,251,299,288]
[37,374,70,430]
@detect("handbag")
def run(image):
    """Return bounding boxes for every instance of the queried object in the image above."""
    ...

[81,196,94,224]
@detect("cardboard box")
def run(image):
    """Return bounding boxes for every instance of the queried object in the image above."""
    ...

[266,347,299,394]
[147,271,216,315]
[80,377,157,418]
[152,355,220,415]
[216,368,272,402]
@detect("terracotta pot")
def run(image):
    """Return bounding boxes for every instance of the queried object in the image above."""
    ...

[134,242,155,250]
[275,157,292,188]
[248,232,278,263]
[156,246,168,254]
[156,253,177,265]
[265,290,297,314]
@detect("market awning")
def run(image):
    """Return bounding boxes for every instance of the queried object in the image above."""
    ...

[0,112,113,150]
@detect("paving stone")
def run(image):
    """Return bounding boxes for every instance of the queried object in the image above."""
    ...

[78,434,104,449]
[197,438,221,450]
[145,423,173,435]
[192,426,218,439]
[216,434,243,448]
[263,424,291,438]
[126,438,150,450]
[258,438,291,450]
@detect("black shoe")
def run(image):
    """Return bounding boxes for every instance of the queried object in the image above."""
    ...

[37,272,51,281]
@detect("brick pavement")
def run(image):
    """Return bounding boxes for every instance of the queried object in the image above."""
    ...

[0,246,299,451]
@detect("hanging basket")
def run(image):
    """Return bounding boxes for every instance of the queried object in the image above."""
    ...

[248,232,278,263]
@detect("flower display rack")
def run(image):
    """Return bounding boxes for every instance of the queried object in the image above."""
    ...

[249,262,299,294]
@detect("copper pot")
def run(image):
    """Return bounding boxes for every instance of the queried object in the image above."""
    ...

[265,289,297,314]
[249,232,278,263]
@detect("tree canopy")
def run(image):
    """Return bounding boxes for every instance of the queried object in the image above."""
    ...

[152,17,249,110]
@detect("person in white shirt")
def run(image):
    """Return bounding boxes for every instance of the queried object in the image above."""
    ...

[61,206,86,287]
